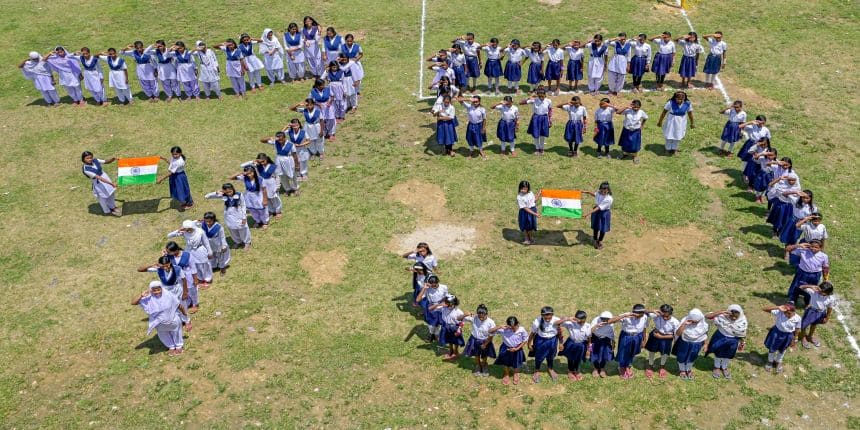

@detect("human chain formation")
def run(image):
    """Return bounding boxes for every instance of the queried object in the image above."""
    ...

[18,17,364,107]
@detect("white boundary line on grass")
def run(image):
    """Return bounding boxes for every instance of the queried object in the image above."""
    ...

[676,1,732,106]
[416,0,428,99]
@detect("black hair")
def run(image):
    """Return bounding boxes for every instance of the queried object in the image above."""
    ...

[819,281,834,295]
[170,146,185,160]
[445,295,460,307]
[632,304,646,313]
[757,136,771,148]
[290,118,303,128]
[412,261,429,273]
[472,95,481,102]
[303,16,319,27]
[536,86,547,95]
[518,180,530,192]
[539,306,554,331]
[426,274,439,284]
[599,181,612,195]
[638,33,647,39]
[328,61,340,70]
[81,47,90,53]
[416,242,433,255]
[287,23,298,32]
[809,239,823,247]
[659,304,674,315]
[733,100,743,107]
[242,164,258,179]
[81,150,94,162]
[165,241,182,252]
[663,31,672,37]
[107,47,117,54]
[503,96,513,103]
[345,33,355,42]
[326,26,337,35]
[476,304,488,314]
[593,34,603,41]
[631,99,641,107]
[157,255,171,265]
[155,39,166,46]
[175,41,185,48]
[466,32,475,38]
[203,211,217,221]
[600,97,610,104]
[688,31,698,42]
[810,211,822,220]
[221,183,235,192]
[531,41,542,51]
[313,78,326,89]
[755,114,767,122]
[571,95,581,103]
[490,37,499,44]
[796,189,814,210]
[506,316,519,326]
[552,38,561,45]
[780,157,793,172]
[275,131,286,138]
[511,39,520,46]
[618,32,627,38]
[670,91,688,103]
[574,310,587,320]
[256,153,275,165]
[134,41,144,48]
[225,38,237,47]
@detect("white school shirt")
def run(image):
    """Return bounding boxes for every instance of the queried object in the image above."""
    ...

[458,40,481,57]
[590,317,615,339]
[431,65,455,83]
[153,50,177,80]
[560,321,592,342]
[406,252,438,271]
[449,52,466,67]
[771,310,801,333]
[425,284,449,305]
[531,316,561,338]
[743,124,771,142]
[707,38,728,56]
[526,98,551,115]
[464,316,496,340]
[204,192,248,229]
[171,51,197,82]
[505,47,526,63]
[546,47,564,62]
[121,47,156,81]
[791,249,829,273]
[565,47,584,61]
[525,50,543,64]
[500,326,529,347]
[517,191,535,209]
[494,104,519,122]
[441,307,465,325]
[631,40,652,62]
[462,103,486,124]
[621,109,648,130]
[168,157,186,174]
[620,315,648,334]
[100,56,129,89]
[649,314,681,335]
[595,192,613,211]
[594,106,615,122]
[482,45,502,60]
[652,39,676,55]
[678,40,704,57]
[563,105,587,122]
[678,317,709,342]
[194,49,220,83]
[805,290,837,312]
[607,41,630,73]
[167,228,213,256]
[726,109,747,123]
[585,43,606,78]
[792,203,818,220]
[436,104,456,119]
[799,223,828,241]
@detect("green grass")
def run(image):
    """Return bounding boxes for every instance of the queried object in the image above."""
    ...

[1,0,858,428]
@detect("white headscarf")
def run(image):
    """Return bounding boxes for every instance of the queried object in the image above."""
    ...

[680,308,709,343]
[22,52,51,77]
[29,51,40,60]
[715,304,747,338]
[181,220,206,249]
[140,281,180,335]
[260,28,283,54]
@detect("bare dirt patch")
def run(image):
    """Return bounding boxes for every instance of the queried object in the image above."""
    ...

[387,179,447,220]
[390,223,477,259]
[720,76,782,110]
[300,249,347,287]
[621,225,711,263]
[693,152,732,189]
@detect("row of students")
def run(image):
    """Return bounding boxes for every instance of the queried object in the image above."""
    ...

[434,31,726,96]
[19,27,364,106]
[432,87,694,159]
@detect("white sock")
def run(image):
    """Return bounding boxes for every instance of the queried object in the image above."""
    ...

[660,354,668,366]
[648,352,656,366]
[767,352,775,363]
[776,351,786,362]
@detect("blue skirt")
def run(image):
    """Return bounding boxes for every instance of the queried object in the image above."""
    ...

[169,171,193,205]
[495,344,525,368]
[619,128,642,153]
[615,331,644,367]
[436,120,458,146]
[706,330,740,359]
[742,159,761,182]
[593,121,615,146]
[672,338,704,363]
[652,53,674,75]
[497,119,516,142]
[764,326,794,353]
[452,64,468,88]
[484,59,502,78]
[753,170,774,193]
[721,121,742,143]
[562,338,587,365]
[423,302,442,326]
[788,268,821,303]
[465,122,486,148]
[591,209,611,233]
[533,336,558,366]
[464,336,497,358]
[703,54,722,74]
[630,56,648,77]
[526,62,544,85]
[767,200,793,232]
[779,215,802,245]
[801,308,827,329]
[412,277,422,302]
[504,61,522,82]
[590,335,614,365]
[465,56,480,78]
[527,114,550,138]
[679,55,697,78]
[438,323,465,346]
[566,59,583,81]
[518,207,538,232]
[545,60,562,80]
[644,330,673,354]
[737,139,756,161]
[564,120,584,144]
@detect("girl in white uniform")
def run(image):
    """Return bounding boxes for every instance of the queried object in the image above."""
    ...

[138,256,191,329]
[71,47,107,106]
[460,304,496,377]
[416,275,449,342]
[167,220,214,287]
[80,151,120,216]
[238,33,265,91]
[242,154,282,218]
[520,89,552,155]
[585,35,608,94]
[489,316,529,385]
[229,165,270,229]
[528,306,563,383]
[558,96,587,157]
[718,100,746,156]
[120,41,158,101]
[287,118,313,180]
[193,41,222,99]
[260,28,285,85]
[99,48,132,104]
[491,97,519,155]
[200,212,230,274]
[302,16,324,78]
[261,130,301,196]
[169,41,200,100]
[656,91,694,155]
[205,183,252,249]
[18,52,60,106]
[673,309,709,380]
[292,99,325,160]
[44,46,84,105]
[132,281,187,356]
[702,32,727,90]
[606,33,632,95]
[152,40,181,100]
[564,40,584,92]
[164,241,199,313]
[643,304,679,379]
[616,100,648,163]
[284,23,307,81]
[322,27,344,67]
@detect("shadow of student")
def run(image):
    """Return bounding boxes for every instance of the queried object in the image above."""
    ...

[730,191,757,202]
[740,224,775,238]
[501,228,573,247]
[88,198,170,216]
[644,143,667,157]
[392,292,424,320]
[716,168,747,189]
[403,324,427,344]
[749,241,785,259]
[736,205,769,218]
[135,335,169,355]
[752,291,791,307]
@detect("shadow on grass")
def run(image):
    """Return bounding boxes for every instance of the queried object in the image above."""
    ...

[740,224,775,238]
[644,143,667,157]
[715,167,746,189]
[88,198,173,216]
[752,291,791,307]
[392,292,424,320]
[731,191,757,202]
[736,205,769,218]
[135,335,169,355]
[749,242,786,259]
[502,228,588,247]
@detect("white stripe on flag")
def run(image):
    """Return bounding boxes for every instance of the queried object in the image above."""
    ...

[118,165,158,177]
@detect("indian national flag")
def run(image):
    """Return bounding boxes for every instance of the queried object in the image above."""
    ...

[117,156,159,186]
[540,189,582,218]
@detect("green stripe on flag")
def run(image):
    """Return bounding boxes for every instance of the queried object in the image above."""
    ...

[118,173,157,186]
[541,206,582,218]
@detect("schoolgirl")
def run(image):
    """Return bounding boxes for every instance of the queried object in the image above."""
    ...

[656,91,694,155]
[524,42,544,93]
[18,52,60,106]
[229,165,270,229]
[651,32,675,91]
[99,48,132,104]
[428,59,455,88]
[799,282,836,349]
[447,44,469,91]
[589,311,615,378]
[434,95,458,156]
[458,96,487,158]
[80,151,120,216]
[72,47,107,106]
[310,78,338,140]
[204,183,252,249]
[302,16,324,77]
[200,212,230,275]
[340,34,364,94]
[503,40,526,94]
[517,180,539,245]
[454,33,481,93]
[167,220,214,288]
[213,39,248,97]
[323,61,348,121]
[543,39,564,95]
[322,27,344,67]
[193,41,222,99]
[796,212,828,250]
[137,256,190,329]
[558,96,587,157]
[617,100,648,163]
[415,275,449,342]
[673,309,709,380]
[132,281,187,356]
[786,240,830,306]
[701,32,727,90]
[403,241,439,273]
[559,310,591,381]
[291,99,325,161]
[601,304,649,379]
[481,38,503,95]
[606,33,631,95]
[736,115,771,167]
[169,42,200,100]
[242,153,282,218]
[121,41,158,101]
[705,305,747,379]
[238,33,265,91]
[747,138,776,201]
[287,118,312,181]
[762,304,801,373]
[643,304,679,378]
[491,96,519,156]
[460,304,497,377]
[528,306,563,382]
[44,46,84,105]
[718,100,746,156]
[676,32,704,88]
[260,29,285,85]
[564,40,584,92]
[520,88,552,155]
[629,34,651,93]
[583,181,613,249]
[585,35,608,94]
[489,316,529,385]
[430,295,465,360]
[157,146,194,209]
[407,262,430,307]
[779,190,817,251]
[592,98,618,159]
[766,174,801,236]
[261,130,300,196]
[337,54,360,112]
[164,241,200,313]
[152,40,181,100]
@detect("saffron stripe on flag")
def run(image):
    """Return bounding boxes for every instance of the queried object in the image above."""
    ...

[541,189,581,199]
[118,156,161,168]
[118,173,157,186]
[541,206,582,218]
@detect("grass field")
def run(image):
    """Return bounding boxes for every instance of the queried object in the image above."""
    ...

[1,0,859,428]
